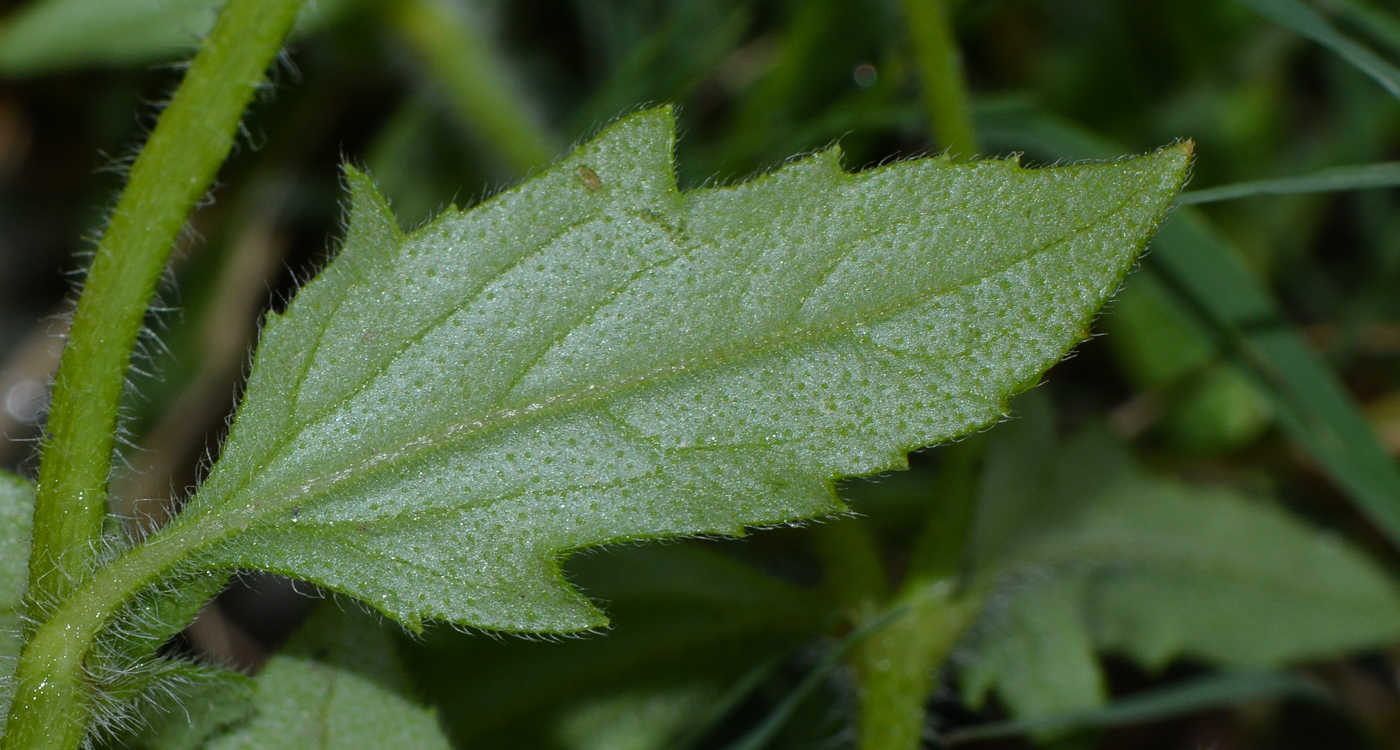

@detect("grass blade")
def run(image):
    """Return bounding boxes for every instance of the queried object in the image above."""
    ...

[389,0,557,174]
[1319,0,1400,59]
[1149,213,1400,545]
[720,605,910,750]
[1234,0,1400,100]
[1175,161,1400,205]
[980,106,1400,551]
[945,672,1327,743]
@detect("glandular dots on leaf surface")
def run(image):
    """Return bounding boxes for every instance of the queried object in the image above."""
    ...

[163,106,1189,634]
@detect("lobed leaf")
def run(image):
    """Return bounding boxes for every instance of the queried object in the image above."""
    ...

[958,394,1400,719]
[171,106,1188,633]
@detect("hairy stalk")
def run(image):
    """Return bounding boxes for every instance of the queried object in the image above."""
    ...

[901,0,978,158]
[853,585,979,750]
[388,0,557,174]
[2,519,220,749]
[12,0,302,745]
[854,440,985,750]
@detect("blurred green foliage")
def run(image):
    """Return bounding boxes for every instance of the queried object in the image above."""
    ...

[6,0,1400,747]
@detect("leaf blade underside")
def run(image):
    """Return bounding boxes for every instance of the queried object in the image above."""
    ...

[181,107,1189,633]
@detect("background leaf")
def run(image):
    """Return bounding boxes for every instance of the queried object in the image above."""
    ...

[198,604,451,750]
[402,543,824,748]
[957,392,1400,719]
[0,0,351,75]
[167,106,1188,633]
[127,665,255,750]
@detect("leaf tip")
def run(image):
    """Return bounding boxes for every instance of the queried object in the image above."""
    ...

[1152,139,1196,192]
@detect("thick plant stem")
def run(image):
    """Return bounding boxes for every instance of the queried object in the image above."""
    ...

[27,0,302,616]
[901,0,979,158]
[389,0,557,174]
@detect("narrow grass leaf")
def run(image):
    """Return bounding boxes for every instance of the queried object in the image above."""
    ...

[1234,0,1400,101]
[1320,0,1400,59]
[945,672,1327,744]
[1175,161,1400,205]
[1149,213,1400,544]
[981,107,1400,552]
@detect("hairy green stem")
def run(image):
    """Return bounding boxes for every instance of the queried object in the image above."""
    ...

[2,518,223,749]
[901,0,978,158]
[854,584,979,750]
[389,0,557,174]
[13,0,301,744]
[854,439,986,750]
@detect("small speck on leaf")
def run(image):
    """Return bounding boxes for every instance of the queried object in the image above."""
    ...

[575,165,602,191]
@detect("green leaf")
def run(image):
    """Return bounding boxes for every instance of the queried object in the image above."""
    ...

[166,106,1186,634]
[958,394,1400,719]
[0,0,349,75]
[200,605,451,750]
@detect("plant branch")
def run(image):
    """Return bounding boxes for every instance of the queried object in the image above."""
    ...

[854,584,979,750]
[901,0,978,158]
